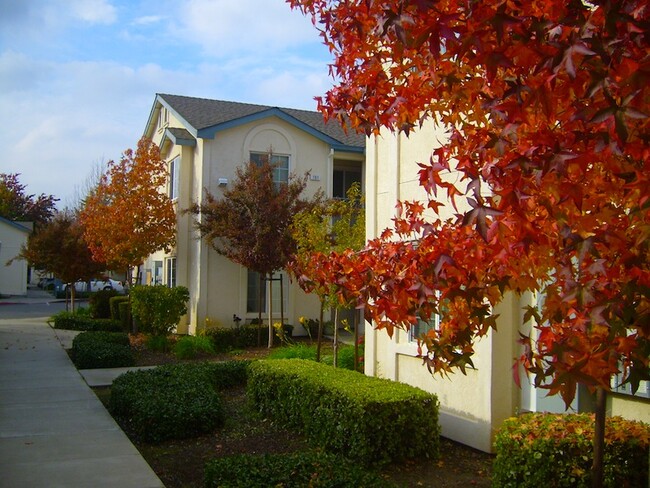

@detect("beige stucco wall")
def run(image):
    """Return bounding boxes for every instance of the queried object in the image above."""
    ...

[608,395,650,424]
[0,220,30,296]
[144,106,362,335]
[364,120,523,452]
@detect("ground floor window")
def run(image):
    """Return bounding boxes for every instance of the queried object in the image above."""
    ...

[246,270,288,314]
[165,257,176,288]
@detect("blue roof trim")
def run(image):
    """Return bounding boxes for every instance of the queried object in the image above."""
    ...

[164,128,196,147]
[0,216,31,233]
[197,108,364,153]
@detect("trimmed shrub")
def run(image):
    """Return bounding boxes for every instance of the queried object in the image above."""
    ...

[71,331,134,369]
[109,361,249,442]
[50,310,121,332]
[493,412,650,487]
[110,296,130,321]
[89,289,118,319]
[204,451,397,488]
[247,359,440,466]
[173,335,215,359]
[130,285,189,336]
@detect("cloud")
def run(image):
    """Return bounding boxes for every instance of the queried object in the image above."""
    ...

[176,0,322,58]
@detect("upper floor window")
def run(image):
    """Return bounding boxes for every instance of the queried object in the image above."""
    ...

[158,107,169,130]
[250,152,289,185]
[169,156,180,200]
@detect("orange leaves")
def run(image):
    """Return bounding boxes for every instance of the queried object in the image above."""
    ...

[80,137,176,271]
[291,0,650,403]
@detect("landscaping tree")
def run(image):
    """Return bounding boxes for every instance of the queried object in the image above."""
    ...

[187,156,322,348]
[290,182,365,366]
[0,173,58,225]
[80,137,176,283]
[16,211,106,310]
[291,1,650,486]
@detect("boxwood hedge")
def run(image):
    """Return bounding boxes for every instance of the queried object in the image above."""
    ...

[247,359,440,466]
[71,331,134,369]
[110,360,250,443]
[204,451,397,488]
[50,310,122,332]
[493,412,650,487]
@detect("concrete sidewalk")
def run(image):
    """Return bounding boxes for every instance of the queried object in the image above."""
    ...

[0,317,164,488]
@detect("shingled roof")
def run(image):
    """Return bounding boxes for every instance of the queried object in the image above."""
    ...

[156,93,365,151]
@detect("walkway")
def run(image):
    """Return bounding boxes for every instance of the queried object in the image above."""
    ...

[0,315,164,488]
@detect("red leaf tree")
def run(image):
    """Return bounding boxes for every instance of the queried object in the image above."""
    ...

[17,211,107,310]
[291,1,649,485]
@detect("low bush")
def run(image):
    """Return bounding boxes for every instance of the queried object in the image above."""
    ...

[71,331,134,369]
[247,359,440,466]
[203,325,260,352]
[204,450,397,488]
[89,290,119,319]
[493,412,650,487]
[50,310,121,332]
[110,361,250,442]
[146,334,172,353]
[172,335,215,359]
[130,285,189,336]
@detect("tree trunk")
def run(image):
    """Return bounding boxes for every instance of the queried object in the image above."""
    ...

[280,273,285,338]
[592,387,606,488]
[267,272,273,348]
[333,308,339,367]
[257,273,263,346]
[316,302,324,362]
[70,285,76,313]
[353,308,359,372]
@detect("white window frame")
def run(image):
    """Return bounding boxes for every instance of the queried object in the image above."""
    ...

[246,270,288,314]
[250,152,289,185]
[165,257,177,288]
[169,156,180,200]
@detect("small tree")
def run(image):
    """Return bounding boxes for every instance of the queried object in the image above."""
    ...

[290,182,365,366]
[16,211,106,310]
[187,156,322,348]
[80,137,176,283]
[0,173,58,225]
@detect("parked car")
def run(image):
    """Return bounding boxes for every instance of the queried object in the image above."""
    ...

[38,277,62,291]
[60,278,126,295]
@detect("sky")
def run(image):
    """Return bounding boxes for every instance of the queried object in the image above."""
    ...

[0,0,333,208]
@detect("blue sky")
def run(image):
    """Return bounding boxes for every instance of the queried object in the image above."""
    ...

[0,0,332,208]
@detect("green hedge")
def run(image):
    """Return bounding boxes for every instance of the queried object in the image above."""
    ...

[109,296,130,320]
[110,361,250,442]
[204,451,397,488]
[172,335,216,359]
[247,359,440,466]
[493,413,650,487]
[89,290,119,319]
[50,311,122,332]
[71,331,134,369]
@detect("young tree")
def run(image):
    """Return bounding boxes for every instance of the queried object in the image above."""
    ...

[291,1,649,485]
[16,211,106,310]
[187,157,322,348]
[290,182,365,366]
[80,137,176,281]
[0,173,58,224]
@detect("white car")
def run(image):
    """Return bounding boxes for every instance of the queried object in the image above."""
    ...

[64,278,126,294]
